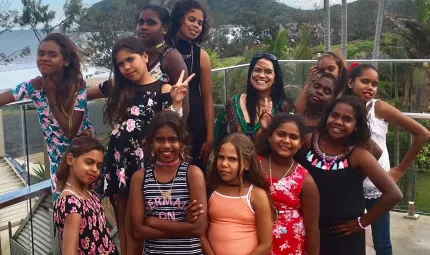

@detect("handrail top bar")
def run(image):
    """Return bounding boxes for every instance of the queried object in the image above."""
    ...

[212,59,430,72]
[0,180,51,209]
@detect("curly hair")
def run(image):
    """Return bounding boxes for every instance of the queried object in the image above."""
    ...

[206,133,276,218]
[344,63,378,96]
[310,72,342,98]
[246,54,296,126]
[167,0,211,45]
[143,111,192,168]
[56,130,104,192]
[258,113,305,156]
[41,33,84,130]
[104,36,146,127]
[317,95,371,147]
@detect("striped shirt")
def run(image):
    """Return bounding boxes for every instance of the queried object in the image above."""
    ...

[143,161,202,254]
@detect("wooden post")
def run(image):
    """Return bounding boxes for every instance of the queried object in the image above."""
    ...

[0,109,5,158]
[59,23,66,35]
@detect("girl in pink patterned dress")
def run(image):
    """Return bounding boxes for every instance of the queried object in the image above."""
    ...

[259,113,320,255]
[53,131,118,254]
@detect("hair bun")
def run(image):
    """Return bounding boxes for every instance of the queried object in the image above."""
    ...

[75,129,97,140]
[348,62,360,72]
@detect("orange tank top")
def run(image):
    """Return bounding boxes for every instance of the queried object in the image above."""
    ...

[207,185,258,255]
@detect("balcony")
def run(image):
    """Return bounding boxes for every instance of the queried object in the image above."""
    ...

[0,59,429,254]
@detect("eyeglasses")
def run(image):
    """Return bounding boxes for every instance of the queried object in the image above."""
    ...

[253,53,278,61]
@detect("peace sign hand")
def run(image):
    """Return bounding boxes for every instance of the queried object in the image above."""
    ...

[259,98,273,131]
[171,70,195,104]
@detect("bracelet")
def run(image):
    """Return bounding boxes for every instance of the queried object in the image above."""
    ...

[169,105,183,117]
[357,217,366,230]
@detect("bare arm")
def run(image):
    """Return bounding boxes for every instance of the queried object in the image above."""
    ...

[0,91,16,106]
[87,84,107,100]
[62,213,82,255]
[354,148,403,227]
[128,169,171,240]
[360,138,382,160]
[376,100,430,179]
[146,165,208,237]
[300,173,320,255]
[249,187,273,255]
[201,228,215,255]
[162,49,190,120]
[199,49,215,163]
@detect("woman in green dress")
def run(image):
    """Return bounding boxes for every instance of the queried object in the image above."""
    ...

[214,53,296,149]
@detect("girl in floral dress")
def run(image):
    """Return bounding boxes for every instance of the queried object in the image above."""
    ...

[259,113,320,255]
[101,36,191,255]
[0,33,94,201]
[53,131,118,254]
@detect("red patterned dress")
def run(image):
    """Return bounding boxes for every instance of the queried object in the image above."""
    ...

[267,164,308,255]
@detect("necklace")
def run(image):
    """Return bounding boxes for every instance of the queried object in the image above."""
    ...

[304,110,322,120]
[268,155,294,187]
[156,158,180,166]
[66,182,90,200]
[153,163,180,199]
[155,41,165,49]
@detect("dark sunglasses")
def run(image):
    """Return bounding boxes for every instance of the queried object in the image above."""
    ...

[253,53,278,61]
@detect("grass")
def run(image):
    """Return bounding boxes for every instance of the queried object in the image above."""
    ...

[217,56,243,68]
[415,171,430,213]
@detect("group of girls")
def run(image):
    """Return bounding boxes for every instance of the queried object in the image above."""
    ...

[0,0,428,254]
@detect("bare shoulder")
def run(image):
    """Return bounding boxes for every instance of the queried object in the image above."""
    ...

[131,168,146,183]
[163,48,183,61]
[187,164,205,180]
[251,186,269,201]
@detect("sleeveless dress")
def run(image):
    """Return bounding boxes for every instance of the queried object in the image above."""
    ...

[296,132,366,255]
[143,161,202,254]
[266,164,308,255]
[102,81,171,197]
[53,190,118,254]
[148,45,174,83]
[207,185,258,255]
[214,94,296,149]
[363,99,390,199]
[176,39,206,170]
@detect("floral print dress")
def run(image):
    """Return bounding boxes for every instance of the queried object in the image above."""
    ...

[53,191,118,254]
[11,80,94,201]
[103,80,171,197]
[267,164,308,255]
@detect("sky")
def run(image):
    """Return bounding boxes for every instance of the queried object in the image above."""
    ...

[7,0,357,24]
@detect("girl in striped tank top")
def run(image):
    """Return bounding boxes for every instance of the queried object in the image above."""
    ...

[129,110,207,255]
[202,133,275,255]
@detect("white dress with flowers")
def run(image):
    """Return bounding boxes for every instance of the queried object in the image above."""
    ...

[103,80,171,197]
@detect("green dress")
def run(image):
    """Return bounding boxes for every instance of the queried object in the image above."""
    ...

[214,94,296,149]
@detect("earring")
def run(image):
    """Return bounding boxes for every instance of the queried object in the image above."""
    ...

[151,147,155,157]
[180,148,185,160]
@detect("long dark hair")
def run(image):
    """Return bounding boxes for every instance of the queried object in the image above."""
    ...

[143,111,191,168]
[246,54,294,126]
[56,130,104,192]
[41,33,83,128]
[207,133,276,216]
[317,95,370,147]
[344,64,378,95]
[104,36,146,127]
[167,0,211,45]
[259,113,305,156]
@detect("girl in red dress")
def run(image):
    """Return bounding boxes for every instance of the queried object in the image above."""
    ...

[259,112,320,255]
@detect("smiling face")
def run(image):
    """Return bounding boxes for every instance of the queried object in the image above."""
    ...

[250,58,275,94]
[136,9,167,47]
[152,125,181,163]
[178,9,204,41]
[306,76,336,107]
[349,68,379,103]
[216,142,247,185]
[326,102,357,140]
[67,150,103,185]
[115,49,148,84]
[269,121,303,158]
[37,40,68,77]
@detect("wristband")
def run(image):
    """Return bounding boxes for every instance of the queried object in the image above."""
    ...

[357,217,365,230]
[169,105,183,117]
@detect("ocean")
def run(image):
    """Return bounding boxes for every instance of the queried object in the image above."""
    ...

[0,29,109,91]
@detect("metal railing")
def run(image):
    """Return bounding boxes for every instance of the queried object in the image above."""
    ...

[0,59,429,254]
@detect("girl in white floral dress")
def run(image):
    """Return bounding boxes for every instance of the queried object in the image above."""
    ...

[101,36,191,255]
